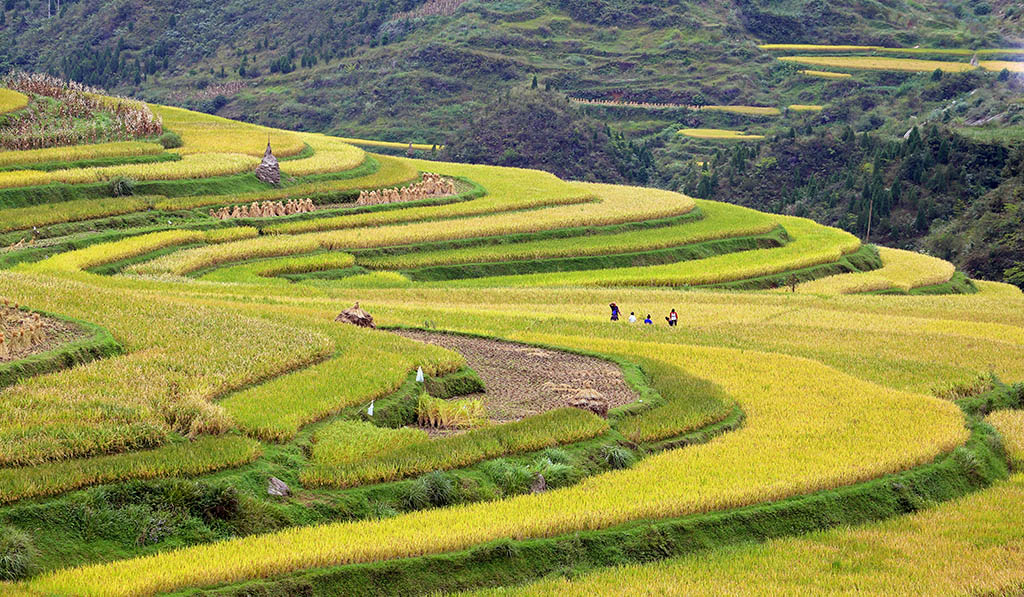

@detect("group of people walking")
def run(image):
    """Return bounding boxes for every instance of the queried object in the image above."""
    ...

[609,303,677,326]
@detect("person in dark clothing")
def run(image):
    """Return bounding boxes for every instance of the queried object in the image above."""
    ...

[666,309,678,326]
[609,302,620,321]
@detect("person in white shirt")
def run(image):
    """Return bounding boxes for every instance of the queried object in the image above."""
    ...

[628,312,637,323]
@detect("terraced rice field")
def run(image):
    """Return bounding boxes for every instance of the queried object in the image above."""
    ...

[794,247,955,294]
[0,88,29,114]
[779,55,981,73]
[798,69,853,79]
[0,86,1022,597]
[679,128,765,140]
[760,44,1024,56]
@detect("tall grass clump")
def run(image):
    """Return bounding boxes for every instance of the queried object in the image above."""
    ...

[0,525,37,581]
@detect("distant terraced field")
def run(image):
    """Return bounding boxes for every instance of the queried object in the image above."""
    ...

[0,82,1022,597]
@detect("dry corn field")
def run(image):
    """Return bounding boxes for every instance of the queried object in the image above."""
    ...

[0,91,1022,597]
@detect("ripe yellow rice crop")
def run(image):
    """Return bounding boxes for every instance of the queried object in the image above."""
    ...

[204,227,260,244]
[798,69,852,79]
[359,200,777,270]
[465,472,1024,597]
[32,229,205,272]
[975,279,1024,296]
[0,435,261,504]
[26,335,966,596]
[309,421,428,467]
[679,128,765,140]
[152,104,306,158]
[988,410,1024,466]
[220,320,460,441]
[0,152,259,189]
[980,60,1024,73]
[788,104,823,112]
[0,196,156,233]
[302,407,609,488]
[265,159,600,235]
[3,97,1023,597]
[200,253,356,284]
[794,247,954,294]
[779,55,977,73]
[441,215,858,288]
[356,287,1024,396]
[0,88,29,114]
[0,141,164,169]
[278,133,365,177]
[761,43,1024,56]
[152,154,419,212]
[136,182,695,276]
[0,272,331,465]
[333,137,436,151]
[699,105,780,116]
[761,44,882,52]
[129,234,324,276]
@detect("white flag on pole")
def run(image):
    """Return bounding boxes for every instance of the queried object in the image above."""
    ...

[416,367,424,383]
[367,400,374,417]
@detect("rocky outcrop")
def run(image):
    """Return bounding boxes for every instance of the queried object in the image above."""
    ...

[267,477,290,497]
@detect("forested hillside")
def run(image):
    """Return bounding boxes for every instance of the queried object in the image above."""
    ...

[1,0,1023,284]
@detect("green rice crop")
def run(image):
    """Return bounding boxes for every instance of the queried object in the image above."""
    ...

[0,141,164,169]
[220,322,461,441]
[199,253,356,284]
[309,421,428,467]
[436,215,859,287]
[359,200,776,270]
[301,408,609,488]
[0,435,261,504]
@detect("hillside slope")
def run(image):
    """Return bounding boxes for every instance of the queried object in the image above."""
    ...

[0,0,1020,139]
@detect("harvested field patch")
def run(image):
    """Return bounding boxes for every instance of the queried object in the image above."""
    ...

[394,330,637,422]
[0,308,88,363]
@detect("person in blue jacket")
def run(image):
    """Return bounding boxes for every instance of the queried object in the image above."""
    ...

[644,314,653,325]
[609,302,620,321]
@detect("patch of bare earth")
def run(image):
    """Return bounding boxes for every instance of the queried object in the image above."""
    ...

[0,311,88,363]
[394,330,638,424]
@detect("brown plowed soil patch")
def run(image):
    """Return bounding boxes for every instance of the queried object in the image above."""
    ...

[394,330,638,423]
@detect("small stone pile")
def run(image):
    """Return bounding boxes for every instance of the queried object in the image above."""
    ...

[0,299,47,359]
[357,173,456,206]
[209,198,315,220]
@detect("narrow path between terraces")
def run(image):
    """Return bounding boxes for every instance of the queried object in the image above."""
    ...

[393,329,638,423]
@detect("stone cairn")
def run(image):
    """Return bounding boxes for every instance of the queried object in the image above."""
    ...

[209,198,315,220]
[357,173,456,206]
[255,141,280,185]
[0,299,47,359]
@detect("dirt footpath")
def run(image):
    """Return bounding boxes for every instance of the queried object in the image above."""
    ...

[394,330,638,423]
